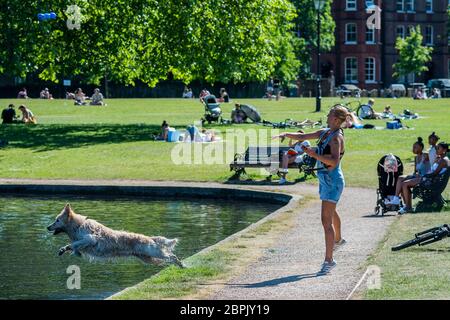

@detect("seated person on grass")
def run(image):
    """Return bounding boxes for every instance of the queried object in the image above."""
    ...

[40,88,53,99]
[18,105,37,124]
[231,104,247,124]
[74,88,87,106]
[1,104,18,124]
[90,88,105,106]
[17,88,28,99]
[156,120,171,141]
[217,88,230,103]
[199,89,210,104]
[278,130,311,185]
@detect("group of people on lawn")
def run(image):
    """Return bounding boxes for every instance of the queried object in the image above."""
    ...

[1,104,37,124]
[385,133,449,214]
[16,87,106,106]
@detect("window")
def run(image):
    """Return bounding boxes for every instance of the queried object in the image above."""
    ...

[365,58,376,83]
[345,23,357,44]
[366,27,375,44]
[405,0,414,12]
[346,0,357,11]
[425,25,433,45]
[396,0,404,12]
[426,0,433,13]
[345,57,358,83]
[396,25,405,39]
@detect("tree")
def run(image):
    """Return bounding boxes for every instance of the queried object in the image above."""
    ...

[393,26,433,80]
[291,0,336,78]
[0,0,302,87]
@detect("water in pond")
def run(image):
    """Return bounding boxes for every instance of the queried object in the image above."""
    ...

[0,195,280,300]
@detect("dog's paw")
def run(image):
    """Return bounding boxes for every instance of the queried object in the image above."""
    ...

[58,245,72,256]
[58,247,66,256]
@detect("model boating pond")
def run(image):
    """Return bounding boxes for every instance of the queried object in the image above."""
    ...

[0,194,281,299]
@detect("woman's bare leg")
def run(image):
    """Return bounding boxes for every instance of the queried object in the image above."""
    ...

[401,177,421,209]
[322,201,337,262]
[395,176,406,197]
[333,210,342,243]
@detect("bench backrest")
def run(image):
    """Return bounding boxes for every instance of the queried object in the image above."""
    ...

[244,146,291,164]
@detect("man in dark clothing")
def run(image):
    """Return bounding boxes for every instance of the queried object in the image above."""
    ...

[1,104,17,124]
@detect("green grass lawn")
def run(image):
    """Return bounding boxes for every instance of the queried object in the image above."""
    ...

[1,97,449,300]
[365,211,450,300]
[0,97,448,195]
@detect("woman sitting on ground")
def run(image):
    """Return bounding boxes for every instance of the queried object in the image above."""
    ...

[74,88,87,106]
[155,120,170,141]
[387,137,432,214]
[18,105,37,124]
[231,104,247,124]
[278,130,311,185]
[217,88,230,103]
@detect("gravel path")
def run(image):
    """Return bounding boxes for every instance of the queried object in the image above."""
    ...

[208,184,397,300]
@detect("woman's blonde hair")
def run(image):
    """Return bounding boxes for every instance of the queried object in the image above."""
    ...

[330,104,352,126]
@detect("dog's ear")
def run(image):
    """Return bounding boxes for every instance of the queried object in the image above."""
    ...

[64,203,72,215]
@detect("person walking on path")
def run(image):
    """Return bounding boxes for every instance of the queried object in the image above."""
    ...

[273,105,349,274]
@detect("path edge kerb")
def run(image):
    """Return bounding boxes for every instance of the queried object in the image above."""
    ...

[0,181,301,300]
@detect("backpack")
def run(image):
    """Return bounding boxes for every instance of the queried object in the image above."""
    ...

[383,154,399,173]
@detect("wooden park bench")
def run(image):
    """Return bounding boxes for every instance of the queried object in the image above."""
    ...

[413,168,450,212]
[229,146,317,181]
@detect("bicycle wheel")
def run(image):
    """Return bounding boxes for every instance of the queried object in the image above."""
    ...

[356,105,374,119]
[391,233,435,251]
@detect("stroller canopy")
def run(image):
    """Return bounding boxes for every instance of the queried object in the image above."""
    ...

[240,104,262,123]
[203,95,221,116]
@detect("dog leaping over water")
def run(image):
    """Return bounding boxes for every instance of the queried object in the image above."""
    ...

[47,204,184,268]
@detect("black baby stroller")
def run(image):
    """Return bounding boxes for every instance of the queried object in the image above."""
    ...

[375,154,404,215]
[202,95,222,124]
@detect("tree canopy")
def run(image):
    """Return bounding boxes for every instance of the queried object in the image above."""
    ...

[0,0,313,86]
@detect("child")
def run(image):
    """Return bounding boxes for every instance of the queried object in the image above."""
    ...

[278,130,311,184]
[428,132,440,165]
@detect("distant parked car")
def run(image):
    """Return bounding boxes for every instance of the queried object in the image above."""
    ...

[336,84,361,98]
[427,79,450,97]
[387,84,406,98]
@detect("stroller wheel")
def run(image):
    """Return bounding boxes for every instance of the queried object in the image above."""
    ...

[374,206,380,216]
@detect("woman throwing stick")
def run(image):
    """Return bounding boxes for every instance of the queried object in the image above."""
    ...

[273,105,350,274]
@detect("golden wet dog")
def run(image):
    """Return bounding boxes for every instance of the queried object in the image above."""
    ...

[47,204,184,267]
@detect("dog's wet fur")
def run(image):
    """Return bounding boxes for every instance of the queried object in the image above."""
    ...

[47,204,184,268]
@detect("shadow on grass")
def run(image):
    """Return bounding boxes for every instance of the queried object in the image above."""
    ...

[0,123,162,152]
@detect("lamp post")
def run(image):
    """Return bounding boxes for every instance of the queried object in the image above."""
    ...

[314,0,326,112]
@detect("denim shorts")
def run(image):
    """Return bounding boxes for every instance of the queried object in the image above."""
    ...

[318,171,345,204]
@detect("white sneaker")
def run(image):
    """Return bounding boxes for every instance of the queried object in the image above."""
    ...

[319,260,337,274]
[334,239,347,251]
[279,178,287,185]
[398,206,412,215]
[386,196,400,206]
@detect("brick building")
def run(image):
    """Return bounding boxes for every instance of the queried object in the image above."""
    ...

[313,0,450,90]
